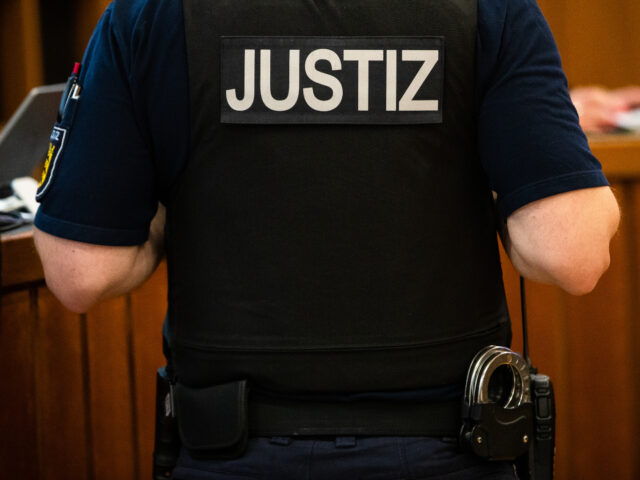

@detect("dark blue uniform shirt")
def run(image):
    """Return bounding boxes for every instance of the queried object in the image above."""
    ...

[35,0,607,246]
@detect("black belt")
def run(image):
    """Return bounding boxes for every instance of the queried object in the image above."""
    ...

[250,391,460,437]
[174,380,461,460]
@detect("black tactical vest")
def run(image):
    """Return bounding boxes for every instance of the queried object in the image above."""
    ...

[167,0,511,394]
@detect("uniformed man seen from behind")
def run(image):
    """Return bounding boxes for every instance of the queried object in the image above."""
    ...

[34,0,620,478]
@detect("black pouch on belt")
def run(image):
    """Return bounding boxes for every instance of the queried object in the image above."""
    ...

[173,379,249,459]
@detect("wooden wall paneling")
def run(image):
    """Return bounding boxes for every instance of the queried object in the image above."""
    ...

[629,181,640,480]
[0,0,43,121]
[537,0,640,88]
[499,248,568,372]
[0,288,38,479]
[18,0,44,90]
[130,262,168,480]
[559,180,636,480]
[34,287,91,480]
[72,0,113,61]
[565,1,640,87]
[500,245,572,480]
[84,296,137,480]
[536,0,568,60]
[522,281,572,480]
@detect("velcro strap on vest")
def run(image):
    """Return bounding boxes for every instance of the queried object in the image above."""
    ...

[249,392,461,437]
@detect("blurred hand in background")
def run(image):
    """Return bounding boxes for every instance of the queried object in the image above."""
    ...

[571,85,640,133]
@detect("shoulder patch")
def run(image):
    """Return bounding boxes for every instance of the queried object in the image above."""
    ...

[36,126,67,201]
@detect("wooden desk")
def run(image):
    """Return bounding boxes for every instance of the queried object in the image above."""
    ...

[590,134,640,178]
[2,136,640,479]
[1,228,166,480]
[1,227,43,288]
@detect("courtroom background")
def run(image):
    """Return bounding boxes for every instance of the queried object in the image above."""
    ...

[1,1,640,479]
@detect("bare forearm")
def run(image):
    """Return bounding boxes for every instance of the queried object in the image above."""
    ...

[34,204,166,312]
[500,187,619,295]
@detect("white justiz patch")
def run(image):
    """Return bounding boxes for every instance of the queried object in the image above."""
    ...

[221,36,445,125]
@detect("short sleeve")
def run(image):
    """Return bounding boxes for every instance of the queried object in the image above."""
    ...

[34,0,190,246]
[476,0,609,218]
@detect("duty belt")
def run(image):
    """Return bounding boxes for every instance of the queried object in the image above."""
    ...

[172,380,461,459]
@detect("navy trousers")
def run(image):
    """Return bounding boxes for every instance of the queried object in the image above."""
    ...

[171,436,518,480]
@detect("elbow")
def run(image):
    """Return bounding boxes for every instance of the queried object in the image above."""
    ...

[40,257,107,313]
[55,297,92,314]
[44,276,103,313]
[56,293,98,314]
[506,185,620,295]
[550,249,612,296]
[34,228,130,313]
[508,243,613,296]
[552,205,619,296]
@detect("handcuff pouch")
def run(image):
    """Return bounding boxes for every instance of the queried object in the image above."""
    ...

[174,379,249,459]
